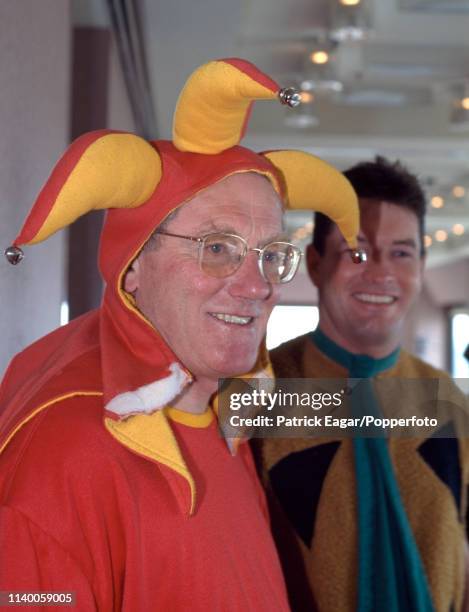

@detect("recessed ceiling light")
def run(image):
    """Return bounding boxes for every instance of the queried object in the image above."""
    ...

[310,51,329,65]
[452,185,466,198]
[431,196,444,208]
[300,91,315,103]
[435,229,448,242]
[452,224,465,236]
[424,235,432,248]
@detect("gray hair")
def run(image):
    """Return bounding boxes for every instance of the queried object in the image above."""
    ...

[143,208,179,252]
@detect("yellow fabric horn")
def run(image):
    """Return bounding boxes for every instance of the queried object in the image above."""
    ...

[263,150,360,249]
[16,132,162,246]
[172,59,279,154]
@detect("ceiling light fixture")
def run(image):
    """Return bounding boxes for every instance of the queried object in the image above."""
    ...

[300,77,343,95]
[329,0,371,42]
[310,50,329,64]
[431,195,444,208]
[302,42,343,101]
[300,91,315,103]
[435,229,448,242]
[424,235,432,248]
[450,82,469,131]
[452,185,466,198]
[452,224,465,236]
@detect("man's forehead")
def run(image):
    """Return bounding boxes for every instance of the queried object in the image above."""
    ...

[192,171,280,201]
[174,172,282,222]
[325,198,419,248]
[358,198,419,237]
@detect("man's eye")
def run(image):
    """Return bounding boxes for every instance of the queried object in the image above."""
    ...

[207,243,225,255]
[264,250,280,263]
[392,250,412,258]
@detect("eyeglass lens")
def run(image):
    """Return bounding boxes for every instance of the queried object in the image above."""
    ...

[200,234,245,278]
[262,243,298,283]
[199,233,299,283]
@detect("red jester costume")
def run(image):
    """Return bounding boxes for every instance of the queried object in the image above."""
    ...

[0,59,360,611]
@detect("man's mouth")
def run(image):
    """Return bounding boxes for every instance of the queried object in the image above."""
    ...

[210,313,254,325]
[353,292,397,305]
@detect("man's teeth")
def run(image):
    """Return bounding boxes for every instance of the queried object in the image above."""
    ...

[211,313,253,325]
[354,293,395,304]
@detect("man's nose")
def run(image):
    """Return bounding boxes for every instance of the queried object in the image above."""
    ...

[228,251,274,300]
[362,252,395,283]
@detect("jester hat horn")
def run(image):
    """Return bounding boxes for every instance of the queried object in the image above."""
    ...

[5,58,362,268]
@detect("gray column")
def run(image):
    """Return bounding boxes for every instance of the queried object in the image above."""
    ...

[0,0,71,376]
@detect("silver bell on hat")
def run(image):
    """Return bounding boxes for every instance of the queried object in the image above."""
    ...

[278,88,301,108]
[5,246,24,265]
[350,249,367,264]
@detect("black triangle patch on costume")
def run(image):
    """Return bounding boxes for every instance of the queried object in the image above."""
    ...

[269,442,340,548]
[418,421,462,515]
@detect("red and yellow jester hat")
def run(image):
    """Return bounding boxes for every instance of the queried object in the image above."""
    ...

[5,58,361,419]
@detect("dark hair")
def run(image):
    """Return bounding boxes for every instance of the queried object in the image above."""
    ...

[312,156,426,255]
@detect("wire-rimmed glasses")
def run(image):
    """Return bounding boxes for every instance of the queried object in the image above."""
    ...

[154,230,302,284]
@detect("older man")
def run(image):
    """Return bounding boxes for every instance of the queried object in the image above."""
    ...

[0,59,360,610]
[260,157,469,612]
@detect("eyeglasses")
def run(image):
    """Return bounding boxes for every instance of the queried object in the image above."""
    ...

[154,230,302,284]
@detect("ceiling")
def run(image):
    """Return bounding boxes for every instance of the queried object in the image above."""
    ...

[76,0,469,268]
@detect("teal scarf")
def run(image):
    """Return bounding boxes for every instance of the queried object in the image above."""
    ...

[311,329,434,612]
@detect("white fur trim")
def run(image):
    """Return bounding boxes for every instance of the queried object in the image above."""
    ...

[105,362,190,417]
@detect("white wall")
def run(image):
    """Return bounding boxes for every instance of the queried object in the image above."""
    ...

[0,1,71,377]
[425,258,469,308]
[403,286,448,371]
[278,269,318,305]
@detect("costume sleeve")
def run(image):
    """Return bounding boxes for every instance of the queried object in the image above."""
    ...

[0,506,97,611]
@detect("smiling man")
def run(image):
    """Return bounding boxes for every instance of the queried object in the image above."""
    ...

[261,157,469,612]
[0,59,361,611]
[123,173,286,412]
[308,157,425,359]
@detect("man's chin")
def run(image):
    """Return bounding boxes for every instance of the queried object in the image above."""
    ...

[353,321,401,348]
[213,355,259,380]
[350,304,400,327]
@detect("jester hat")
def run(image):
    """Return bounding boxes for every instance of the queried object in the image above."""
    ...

[4,58,361,420]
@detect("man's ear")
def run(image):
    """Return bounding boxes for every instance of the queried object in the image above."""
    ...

[123,257,141,294]
[306,244,321,287]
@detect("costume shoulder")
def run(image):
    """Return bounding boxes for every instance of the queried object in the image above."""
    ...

[388,349,468,425]
[0,310,102,454]
[270,333,311,378]
[394,350,467,407]
[270,332,347,378]
[394,350,453,379]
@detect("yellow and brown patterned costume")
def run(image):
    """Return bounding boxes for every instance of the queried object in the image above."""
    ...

[257,331,469,612]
